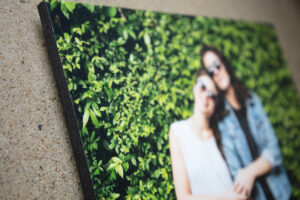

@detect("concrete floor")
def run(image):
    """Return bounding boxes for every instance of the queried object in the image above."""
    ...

[0,0,299,199]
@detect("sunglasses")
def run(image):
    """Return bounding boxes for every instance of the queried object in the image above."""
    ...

[207,60,221,77]
[196,79,217,101]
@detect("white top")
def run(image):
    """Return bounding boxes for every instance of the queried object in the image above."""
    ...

[171,119,233,195]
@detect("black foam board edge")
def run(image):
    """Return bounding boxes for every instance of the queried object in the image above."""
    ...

[37,1,97,199]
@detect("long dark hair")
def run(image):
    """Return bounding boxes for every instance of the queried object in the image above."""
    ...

[200,45,251,111]
[196,68,226,159]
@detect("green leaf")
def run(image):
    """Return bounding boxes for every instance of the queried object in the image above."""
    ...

[90,131,95,141]
[94,168,100,175]
[72,27,82,35]
[107,163,115,170]
[83,3,95,13]
[68,81,73,91]
[75,37,82,45]
[109,64,119,74]
[112,157,122,163]
[91,102,101,117]
[64,33,71,43]
[82,108,89,128]
[88,73,96,82]
[117,37,126,45]
[161,168,168,180]
[75,57,80,69]
[63,64,72,72]
[138,157,143,163]
[116,164,124,178]
[89,109,100,128]
[63,1,76,13]
[83,103,91,127]
[100,107,107,112]
[111,193,120,199]
[50,0,59,11]
[144,32,151,46]
[131,157,137,166]
[105,7,117,17]
[93,142,98,150]
[153,169,160,178]
[81,126,88,136]
[123,162,129,172]
[128,30,136,40]
[78,80,87,88]
[60,3,69,19]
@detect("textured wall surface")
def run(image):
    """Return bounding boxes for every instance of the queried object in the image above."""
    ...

[0,0,299,199]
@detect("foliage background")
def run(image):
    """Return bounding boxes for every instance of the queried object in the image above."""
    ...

[47,0,300,199]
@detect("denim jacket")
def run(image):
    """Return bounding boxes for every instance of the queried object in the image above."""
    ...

[219,91,291,200]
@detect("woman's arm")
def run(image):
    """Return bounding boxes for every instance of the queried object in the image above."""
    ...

[169,126,245,200]
[252,92,282,168]
[234,156,271,196]
[218,121,243,180]
[234,92,280,196]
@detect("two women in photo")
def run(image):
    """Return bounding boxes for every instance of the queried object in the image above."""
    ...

[169,45,291,200]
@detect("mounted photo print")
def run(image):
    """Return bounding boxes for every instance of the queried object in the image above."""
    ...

[38,0,300,199]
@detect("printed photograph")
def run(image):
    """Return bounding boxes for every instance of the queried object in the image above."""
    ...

[41,0,300,199]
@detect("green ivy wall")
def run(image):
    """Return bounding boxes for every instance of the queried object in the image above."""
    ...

[47,0,300,199]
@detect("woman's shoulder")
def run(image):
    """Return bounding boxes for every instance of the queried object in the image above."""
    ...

[170,119,185,129]
[246,90,263,107]
[170,118,189,128]
[246,90,264,101]
[170,118,189,135]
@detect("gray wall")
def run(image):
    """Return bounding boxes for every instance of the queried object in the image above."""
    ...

[0,0,299,199]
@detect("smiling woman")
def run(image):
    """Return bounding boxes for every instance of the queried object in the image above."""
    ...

[169,68,246,200]
[201,45,292,200]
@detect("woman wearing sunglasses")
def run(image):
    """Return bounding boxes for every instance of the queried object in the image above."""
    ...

[169,68,246,200]
[200,45,291,200]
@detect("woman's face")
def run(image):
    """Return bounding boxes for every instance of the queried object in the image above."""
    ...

[202,51,231,91]
[193,74,218,118]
